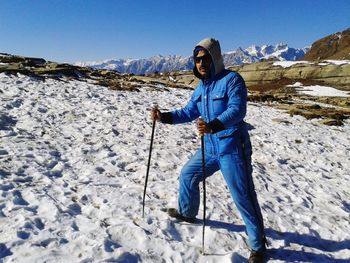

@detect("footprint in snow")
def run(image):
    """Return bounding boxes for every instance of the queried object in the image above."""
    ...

[104,239,121,252]
[17,230,30,240]
[13,190,29,206]
[0,183,15,191]
[0,149,9,155]
[67,203,82,216]
[0,114,17,130]
[0,243,13,258]
[0,169,11,178]
[33,217,45,230]
[6,98,23,109]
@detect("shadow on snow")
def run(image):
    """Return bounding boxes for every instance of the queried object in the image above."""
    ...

[204,219,350,262]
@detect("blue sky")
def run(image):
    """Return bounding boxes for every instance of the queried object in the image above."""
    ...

[0,0,349,63]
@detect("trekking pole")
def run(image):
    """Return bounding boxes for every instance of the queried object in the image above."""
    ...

[142,105,157,218]
[200,119,207,255]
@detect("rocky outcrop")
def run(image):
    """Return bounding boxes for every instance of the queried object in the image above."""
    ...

[247,91,350,126]
[0,53,90,79]
[0,53,192,92]
[229,61,350,91]
[303,27,350,60]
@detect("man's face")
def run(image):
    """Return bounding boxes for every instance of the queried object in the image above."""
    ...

[195,50,212,79]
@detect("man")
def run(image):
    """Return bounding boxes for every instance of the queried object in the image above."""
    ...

[151,38,266,262]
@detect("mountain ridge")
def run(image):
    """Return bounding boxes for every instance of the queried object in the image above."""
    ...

[76,44,309,75]
[304,27,350,60]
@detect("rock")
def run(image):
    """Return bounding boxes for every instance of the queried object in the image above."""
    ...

[0,54,46,65]
[319,118,344,126]
[230,61,350,91]
[309,104,322,110]
[272,118,292,125]
[273,103,349,125]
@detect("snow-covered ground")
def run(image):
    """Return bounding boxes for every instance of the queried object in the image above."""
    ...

[287,82,350,97]
[0,73,349,262]
[273,60,350,68]
[273,61,313,68]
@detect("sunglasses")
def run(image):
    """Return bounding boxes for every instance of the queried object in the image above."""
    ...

[194,54,211,64]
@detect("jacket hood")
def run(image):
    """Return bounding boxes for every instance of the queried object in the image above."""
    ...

[193,38,225,79]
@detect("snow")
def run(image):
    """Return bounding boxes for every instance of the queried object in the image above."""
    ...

[274,60,350,68]
[287,82,350,97]
[288,82,304,87]
[273,61,312,68]
[323,60,350,65]
[297,85,350,97]
[0,73,350,262]
[169,76,176,82]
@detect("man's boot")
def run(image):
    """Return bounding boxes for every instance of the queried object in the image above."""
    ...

[167,208,196,223]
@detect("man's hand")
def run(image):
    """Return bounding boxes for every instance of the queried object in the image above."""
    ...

[150,105,161,122]
[196,118,212,136]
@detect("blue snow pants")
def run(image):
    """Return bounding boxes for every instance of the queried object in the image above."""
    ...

[178,128,266,252]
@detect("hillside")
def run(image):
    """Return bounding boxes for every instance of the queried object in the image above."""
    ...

[304,27,350,60]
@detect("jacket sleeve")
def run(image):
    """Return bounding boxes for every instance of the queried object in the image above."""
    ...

[163,88,201,124]
[215,73,247,128]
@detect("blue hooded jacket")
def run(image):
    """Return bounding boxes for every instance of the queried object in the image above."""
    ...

[162,38,250,156]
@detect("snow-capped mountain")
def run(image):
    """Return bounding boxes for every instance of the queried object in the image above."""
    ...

[224,44,308,65]
[76,55,194,75]
[76,44,308,75]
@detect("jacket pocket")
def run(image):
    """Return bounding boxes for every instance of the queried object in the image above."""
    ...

[217,128,241,155]
[212,91,227,115]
